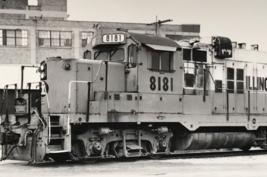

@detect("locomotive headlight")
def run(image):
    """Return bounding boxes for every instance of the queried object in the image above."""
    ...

[39,61,47,80]
[40,64,45,71]
[40,72,46,80]
[40,62,47,72]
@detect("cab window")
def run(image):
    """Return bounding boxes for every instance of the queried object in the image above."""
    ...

[183,62,209,95]
[83,50,91,59]
[128,44,138,67]
[94,48,124,61]
[150,51,173,72]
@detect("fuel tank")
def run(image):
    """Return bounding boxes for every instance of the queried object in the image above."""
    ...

[172,132,256,150]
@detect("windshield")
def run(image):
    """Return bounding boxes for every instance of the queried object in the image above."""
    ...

[94,48,124,61]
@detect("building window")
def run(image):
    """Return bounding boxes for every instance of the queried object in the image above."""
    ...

[38,31,72,47]
[0,29,28,46]
[81,32,94,47]
[150,51,173,72]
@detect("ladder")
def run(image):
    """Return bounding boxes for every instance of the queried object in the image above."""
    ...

[47,115,68,153]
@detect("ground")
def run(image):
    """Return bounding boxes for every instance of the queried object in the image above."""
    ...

[0,151,265,177]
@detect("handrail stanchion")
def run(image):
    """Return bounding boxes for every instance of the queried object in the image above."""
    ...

[38,82,42,116]
[248,90,250,121]
[20,66,24,96]
[14,84,18,99]
[86,82,91,122]
[226,89,229,121]
[28,83,31,124]
[5,85,9,124]
[203,69,206,102]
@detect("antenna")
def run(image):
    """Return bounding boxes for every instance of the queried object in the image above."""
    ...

[147,16,173,35]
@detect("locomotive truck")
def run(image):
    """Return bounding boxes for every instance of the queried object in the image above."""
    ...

[1,28,267,163]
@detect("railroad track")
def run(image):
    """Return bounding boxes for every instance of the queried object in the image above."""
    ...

[84,148,267,164]
[163,149,267,160]
[2,148,267,165]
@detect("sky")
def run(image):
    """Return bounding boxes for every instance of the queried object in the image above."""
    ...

[67,0,267,51]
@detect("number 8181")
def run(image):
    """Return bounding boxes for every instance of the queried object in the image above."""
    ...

[150,76,173,91]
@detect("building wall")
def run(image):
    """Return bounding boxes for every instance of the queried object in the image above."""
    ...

[0,0,27,10]
[0,18,200,65]
[0,0,67,20]
[38,0,67,12]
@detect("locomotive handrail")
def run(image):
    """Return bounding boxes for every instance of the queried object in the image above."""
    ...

[25,81,51,143]
[42,81,51,143]
[25,82,43,124]
[20,65,39,97]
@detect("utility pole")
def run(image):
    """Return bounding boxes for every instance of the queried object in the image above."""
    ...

[147,16,173,36]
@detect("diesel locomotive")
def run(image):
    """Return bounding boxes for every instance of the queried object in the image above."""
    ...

[1,28,267,163]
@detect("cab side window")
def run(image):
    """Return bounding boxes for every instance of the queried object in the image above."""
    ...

[150,51,173,72]
[128,44,138,68]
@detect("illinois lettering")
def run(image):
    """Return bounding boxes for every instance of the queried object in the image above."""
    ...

[246,76,267,91]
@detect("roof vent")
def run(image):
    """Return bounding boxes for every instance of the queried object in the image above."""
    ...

[238,43,246,49]
[232,42,237,48]
[251,44,259,51]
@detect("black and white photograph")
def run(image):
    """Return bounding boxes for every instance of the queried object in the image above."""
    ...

[0,0,267,176]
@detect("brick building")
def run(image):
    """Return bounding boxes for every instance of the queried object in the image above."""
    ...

[0,0,200,87]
